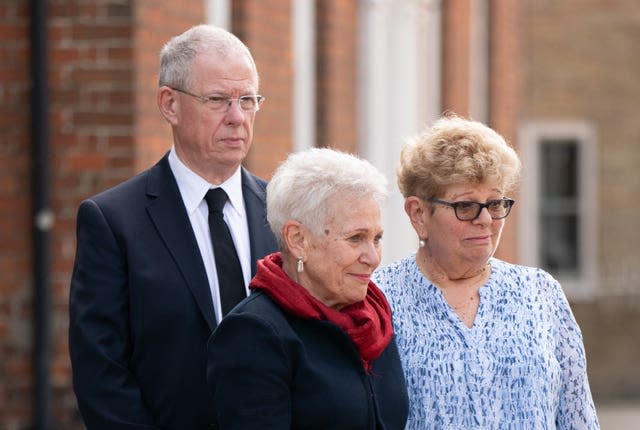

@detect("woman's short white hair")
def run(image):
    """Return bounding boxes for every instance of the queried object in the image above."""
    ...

[267,148,388,247]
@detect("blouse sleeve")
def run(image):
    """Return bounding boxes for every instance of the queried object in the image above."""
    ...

[206,312,292,430]
[542,271,600,429]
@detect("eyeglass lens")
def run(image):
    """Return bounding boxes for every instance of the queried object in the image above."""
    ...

[207,95,261,112]
[455,200,513,220]
[172,88,263,112]
[237,96,260,111]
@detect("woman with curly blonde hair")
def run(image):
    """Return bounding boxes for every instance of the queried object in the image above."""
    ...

[374,114,598,429]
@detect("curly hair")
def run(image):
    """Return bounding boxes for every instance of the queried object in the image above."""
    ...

[397,114,522,201]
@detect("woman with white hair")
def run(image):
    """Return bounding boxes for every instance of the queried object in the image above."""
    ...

[206,147,408,429]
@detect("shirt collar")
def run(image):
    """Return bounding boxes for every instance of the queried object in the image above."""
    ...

[168,147,244,216]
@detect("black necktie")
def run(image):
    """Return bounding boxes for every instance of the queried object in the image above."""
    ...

[204,188,246,317]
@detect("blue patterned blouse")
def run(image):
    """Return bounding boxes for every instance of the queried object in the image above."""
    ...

[373,255,599,430]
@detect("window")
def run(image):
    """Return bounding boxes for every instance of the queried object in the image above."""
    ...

[519,122,598,298]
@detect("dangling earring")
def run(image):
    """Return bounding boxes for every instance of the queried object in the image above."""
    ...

[297,257,304,273]
[418,239,426,248]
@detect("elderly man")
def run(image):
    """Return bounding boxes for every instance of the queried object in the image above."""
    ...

[69,25,278,429]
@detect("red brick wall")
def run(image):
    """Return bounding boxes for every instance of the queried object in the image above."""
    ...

[441,0,471,116]
[2,0,298,426]
[0,1,32,428]
[48,3,203,426]
[316,0,358,154]
[440,0,520,263]
[133,1,204,172]
[488,0,523,262]
[1,1,205,428]
[233,0,293,180]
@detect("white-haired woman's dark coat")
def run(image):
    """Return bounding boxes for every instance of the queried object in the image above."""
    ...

[206,290,409,430]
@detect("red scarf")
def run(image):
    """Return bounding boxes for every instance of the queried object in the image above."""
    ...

[250,252,394,372]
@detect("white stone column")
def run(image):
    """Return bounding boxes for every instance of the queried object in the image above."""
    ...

[359,0,442,264]
[205,0,231,29]
[292,0,316,151]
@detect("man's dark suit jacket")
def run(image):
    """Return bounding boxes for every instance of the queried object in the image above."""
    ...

[69,153,278,430]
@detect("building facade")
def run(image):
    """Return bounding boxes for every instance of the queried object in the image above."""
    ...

[1,0,638,428]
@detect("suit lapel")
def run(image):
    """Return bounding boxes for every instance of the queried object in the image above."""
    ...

[241,168,278,277]
[145,155,216,331]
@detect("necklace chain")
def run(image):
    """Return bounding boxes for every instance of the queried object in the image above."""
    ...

[444,292,477,326]
[415,253,491,327]
[438,262,491,327]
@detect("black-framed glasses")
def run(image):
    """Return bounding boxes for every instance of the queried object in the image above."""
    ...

[171,87,265,112]
[430,198,515,221]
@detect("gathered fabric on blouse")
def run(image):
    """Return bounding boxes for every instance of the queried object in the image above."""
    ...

[373,255,600,430]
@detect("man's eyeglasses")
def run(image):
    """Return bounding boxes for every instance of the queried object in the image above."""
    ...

[171,88,265,112]
[430,198,515,221]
